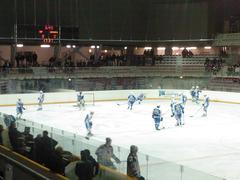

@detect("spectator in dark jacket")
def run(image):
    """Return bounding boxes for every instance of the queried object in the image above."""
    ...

[127,145,145,180]
[8,122,21,151]
[75,150,95,180]
[0,125,3,145]
[40,131,58,167]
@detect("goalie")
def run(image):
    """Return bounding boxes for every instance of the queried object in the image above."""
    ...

[77,91,85,110]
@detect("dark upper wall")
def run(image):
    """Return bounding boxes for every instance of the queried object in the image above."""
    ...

[0,0,237,42]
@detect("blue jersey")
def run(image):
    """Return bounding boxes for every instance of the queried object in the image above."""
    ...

[38,93,44,103]
[190,88,195,97]
[137,93,144,101]
[203,97,209,108]
[194,89,201,98]
[77,94,84,101]
[85,114,93,130]
[152,108,161,119]
[16,101,25,114]
[128,95,136,104]
[180,94,187,104]
[174,103,184,115]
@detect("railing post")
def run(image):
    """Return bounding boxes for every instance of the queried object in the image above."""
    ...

[146,155,149,180]
[180,165,184,180]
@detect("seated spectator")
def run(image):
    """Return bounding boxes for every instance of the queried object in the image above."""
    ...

[182,48,188,58]
[33,134,43,163]
[8,121,22,151]
[0,125,3,145]
[48,146,65,174]
[95,137,121,169]
[40,131,58,167]
[65,156,80,180]
[127,145,145,180]
[75,150,96,180]
[0,124,12,149]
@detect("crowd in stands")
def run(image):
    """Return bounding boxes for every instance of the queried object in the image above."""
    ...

[204,57,224,74]
[227,63,240,76]
[182,48,194,58]
[0,115,145,180]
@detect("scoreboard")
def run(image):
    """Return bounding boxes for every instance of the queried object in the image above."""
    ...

[38,25,58,43]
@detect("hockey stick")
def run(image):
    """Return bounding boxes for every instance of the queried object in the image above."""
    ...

[117,102,128,106]
[189,106,203,117]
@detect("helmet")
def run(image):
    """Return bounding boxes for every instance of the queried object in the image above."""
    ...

[40,90,43,94]
[157,105,160,108]
[90,111,94,115]
[196,86,199,88]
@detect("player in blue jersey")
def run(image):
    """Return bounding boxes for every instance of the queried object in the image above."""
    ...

[37,90,44,110]
[85,111,94,138]
[194,86,201,104]
[179,93,187,106]
[152,105,163,130]
[202,95,210,117]
[173,103,185,126]
[128,94,136,110]
[190,86,195,102]
[16,98,25,119]
[170,95,176,117]
[77,91,85,110]
[136,93,145,104]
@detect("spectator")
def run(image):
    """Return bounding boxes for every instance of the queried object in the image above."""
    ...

[0,125,3,145]
[0,124,12,149]
[182,48,188,58]
[127,145,144,180]
[40,131,58,167]
[75,150,95,180]
[65,156,80,180]
[48,146,65,174]
[33,134,43,163]
[8,121,22,151]
[84,149,99,176]
[95,137,121,169]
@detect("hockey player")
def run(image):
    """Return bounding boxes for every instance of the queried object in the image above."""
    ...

[85,111,94,138]
[170,95,176,117]
[37,91,44,110]
[136,93,145,104]
[128,94,136,110]
[202,95,209,117]
[152,105,163,130]
[179,93,187,106]
[194,86,201,103]
[77,91,85,110]
[173,103,184,126]
[190,86,195,102]
[16,98,25,119]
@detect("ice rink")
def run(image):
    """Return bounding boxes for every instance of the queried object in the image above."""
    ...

[1,99,240,180]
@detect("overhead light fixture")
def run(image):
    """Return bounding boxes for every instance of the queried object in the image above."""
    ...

[72,45,76,48]
[104,50,107,53]
[90,45,95,49]
[96,45,100,49]
[66,45,71,48]
[144,47,152,50]
[172,47,179,50]
[17,44,23,47]
[124,46,127,50]
[157,47,165,50]
[186,47,197,50]
[204,46,212,49]
[40,44,50,48]
[89,49,92,53]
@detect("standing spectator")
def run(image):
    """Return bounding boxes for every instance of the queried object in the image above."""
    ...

[95,137,121,169]
[8,121,22,151]
[127,145,144,180]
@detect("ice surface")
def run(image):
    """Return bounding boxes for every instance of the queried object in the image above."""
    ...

[1,100,240,180]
